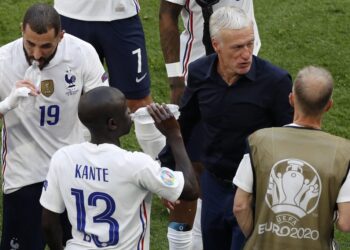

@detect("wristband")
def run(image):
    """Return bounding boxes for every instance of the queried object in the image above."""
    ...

[165,62,182,77]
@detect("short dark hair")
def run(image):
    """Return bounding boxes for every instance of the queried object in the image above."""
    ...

[22,3,61,36]
[294,66,333,116]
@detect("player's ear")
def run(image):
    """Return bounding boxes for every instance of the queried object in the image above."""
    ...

[107,118,118,130]
[324,99,333,112]
[289,92,294,107]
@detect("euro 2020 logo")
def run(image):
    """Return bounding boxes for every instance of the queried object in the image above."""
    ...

[265,159,321,218]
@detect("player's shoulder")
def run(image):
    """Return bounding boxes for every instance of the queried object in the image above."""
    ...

[52,143,85,160]
[61,33,97,55]
[187,54,217,87]
[0,38,21,62]
[127,150,156,162]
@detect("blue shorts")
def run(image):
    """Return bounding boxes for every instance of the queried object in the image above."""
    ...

[60,14,151,99]
[0,182,72,250]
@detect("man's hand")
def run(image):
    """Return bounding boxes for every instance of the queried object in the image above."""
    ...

[147,103,180,137]
[0,80,39,116]
[161,198,181,210]
[16,79,40,96]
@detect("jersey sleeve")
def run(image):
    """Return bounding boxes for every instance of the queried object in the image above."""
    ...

[80,42,109,93]
[233,153,253,193]
[337,166,350,203]
[133,154,184,202]
[39,150,66,213]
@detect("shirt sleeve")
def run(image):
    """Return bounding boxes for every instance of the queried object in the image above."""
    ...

[233,153,253,193]
[39,151,66,213]
[134,155,185,202]
[81,42,109,93]
[337,168,350,203]
[271,74,293,126]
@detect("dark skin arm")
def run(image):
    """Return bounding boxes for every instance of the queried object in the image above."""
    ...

[159,0,185,104]
[42,208,63,250]
[147,103,199,200]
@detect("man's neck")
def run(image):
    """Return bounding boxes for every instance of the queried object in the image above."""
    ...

[217,62,240,86]
[292,117,322,130]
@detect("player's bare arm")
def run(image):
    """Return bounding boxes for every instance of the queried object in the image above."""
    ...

[233,188,253,237]
[159,0,185,104]
[42,208,64,250]
[336,202,350,232]
[147,103,199,200]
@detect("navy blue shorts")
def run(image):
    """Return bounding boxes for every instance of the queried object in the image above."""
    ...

[60,14,151,99]
[0,182,72,250]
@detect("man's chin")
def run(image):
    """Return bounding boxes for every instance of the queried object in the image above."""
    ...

[237,62,251,73]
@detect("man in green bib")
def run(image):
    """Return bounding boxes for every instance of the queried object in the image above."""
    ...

[233,66,350,249]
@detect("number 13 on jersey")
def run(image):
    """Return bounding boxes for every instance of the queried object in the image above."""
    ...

[71,188,120,247]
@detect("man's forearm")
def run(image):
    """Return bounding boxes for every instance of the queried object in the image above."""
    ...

[167,133,199,201]
[233,189,253,237]
[159,1,185,104]
[159,0,182,63]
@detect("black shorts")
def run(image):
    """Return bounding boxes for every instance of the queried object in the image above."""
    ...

[60,14,151,99]
[0,182,71,250]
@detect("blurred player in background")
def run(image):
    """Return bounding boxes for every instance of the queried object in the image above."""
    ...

[54,0,165,160]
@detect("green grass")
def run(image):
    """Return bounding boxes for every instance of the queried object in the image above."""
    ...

[1,0,350,249]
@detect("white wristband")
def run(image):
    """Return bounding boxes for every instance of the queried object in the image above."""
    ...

[165,62,182,77]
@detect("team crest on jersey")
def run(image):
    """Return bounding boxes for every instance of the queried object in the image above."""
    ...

[265,159,321,219]
[160,169,177,186]
[41,80,54,97]
[65,68,79,96]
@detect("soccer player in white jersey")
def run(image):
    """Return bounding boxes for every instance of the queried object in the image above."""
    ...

[159,1,260,249]
[40,86,199,250]
[0,3,108,249]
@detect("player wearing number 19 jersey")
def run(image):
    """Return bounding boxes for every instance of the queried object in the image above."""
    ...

[40,142,184,250]
[0,33,108,194]
[0,4,108,249]
[40,87,198,250]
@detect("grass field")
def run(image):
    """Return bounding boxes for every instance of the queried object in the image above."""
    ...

[1,0,350,249]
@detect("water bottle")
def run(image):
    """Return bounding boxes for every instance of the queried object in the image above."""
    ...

[19,61,41,110]
[24,60,41,90]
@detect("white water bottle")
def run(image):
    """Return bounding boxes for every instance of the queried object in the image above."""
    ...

[19,61,41,109]
[24,60,41,90]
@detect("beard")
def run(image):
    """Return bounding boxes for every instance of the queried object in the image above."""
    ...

[23,46,58,70]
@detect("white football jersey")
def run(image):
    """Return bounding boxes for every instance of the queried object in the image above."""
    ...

[0,34,109,194]
[165,0,261,81]
[40,142,184,250]
[54,0,141,21]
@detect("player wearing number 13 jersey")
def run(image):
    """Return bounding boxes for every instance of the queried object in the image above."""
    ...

[0,4,108,249]
[40,87,199,250]
[41,142,184,250]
